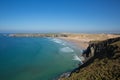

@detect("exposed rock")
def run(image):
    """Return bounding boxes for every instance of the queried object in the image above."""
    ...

[58,72,71,80]
[59,37,120,80]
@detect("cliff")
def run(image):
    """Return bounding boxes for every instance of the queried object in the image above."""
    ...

[59,37,120,80]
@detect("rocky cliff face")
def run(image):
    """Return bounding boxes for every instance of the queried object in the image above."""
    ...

[83,37,120,62]
[60,37,120,80]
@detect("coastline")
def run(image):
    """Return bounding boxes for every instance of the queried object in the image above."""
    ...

[58,34,120,50]
[7,33,120,80]
[59,37,120,80]
[59,37,89,50]
[56,37,89,80]
[57,35,120,80]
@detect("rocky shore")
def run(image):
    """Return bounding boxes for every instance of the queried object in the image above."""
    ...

[58,37,120,80]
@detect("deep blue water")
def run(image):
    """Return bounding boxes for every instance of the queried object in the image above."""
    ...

[0,34,82,80]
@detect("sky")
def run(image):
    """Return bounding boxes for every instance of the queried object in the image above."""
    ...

[0,0,120,33]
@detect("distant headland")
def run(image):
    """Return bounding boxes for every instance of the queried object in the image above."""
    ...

[8,33,120,80]
[9,33,120,49]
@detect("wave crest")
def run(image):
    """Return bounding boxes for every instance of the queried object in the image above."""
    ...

[51,38,66,46]
[60,47,74,53]
[72,54,84,64]
[52,38,62,44]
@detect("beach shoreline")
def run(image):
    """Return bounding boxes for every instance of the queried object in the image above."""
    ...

[57,34,120,80]
[9,33,120,50]
[58,34,120,50]
[59,37,89,50]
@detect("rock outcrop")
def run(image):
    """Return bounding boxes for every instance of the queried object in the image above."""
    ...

[59,37,120,80]
[83,37,120,60]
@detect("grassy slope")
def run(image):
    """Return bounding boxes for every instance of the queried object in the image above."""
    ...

[60,38,120,80]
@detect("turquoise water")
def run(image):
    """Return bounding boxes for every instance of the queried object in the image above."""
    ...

[0,34,82,80]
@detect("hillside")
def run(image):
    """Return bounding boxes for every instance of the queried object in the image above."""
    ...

[60,37,120,80]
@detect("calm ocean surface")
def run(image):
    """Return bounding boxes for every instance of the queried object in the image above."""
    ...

[0,34,82,80]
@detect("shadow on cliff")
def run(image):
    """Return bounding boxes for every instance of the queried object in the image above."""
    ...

[72,37,120,73]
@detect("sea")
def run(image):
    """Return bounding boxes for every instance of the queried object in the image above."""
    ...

[0,34,83,80]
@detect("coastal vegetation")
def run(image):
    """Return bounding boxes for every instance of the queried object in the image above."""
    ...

[60,37,120,80]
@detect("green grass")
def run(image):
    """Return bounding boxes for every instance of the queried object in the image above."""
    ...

[60,38,120,80]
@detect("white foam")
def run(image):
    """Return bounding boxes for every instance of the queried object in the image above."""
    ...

[72,54,83,64]
[60,47,74,53]
[79,56,85,61]
[50,38,67,46]
[52,38,63,44]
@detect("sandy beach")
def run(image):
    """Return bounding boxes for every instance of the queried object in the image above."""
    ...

[60,37,89,50]
[59,34,120,50]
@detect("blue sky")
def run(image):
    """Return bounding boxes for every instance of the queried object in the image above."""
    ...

[0,0,120,33]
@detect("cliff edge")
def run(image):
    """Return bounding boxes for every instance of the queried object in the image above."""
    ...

[60,37,120,80]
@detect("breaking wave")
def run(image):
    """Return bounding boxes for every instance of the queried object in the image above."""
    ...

[72,54,83,64]
[52,38,63,44]
[60,47,74,53]
[50,38,66,46]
